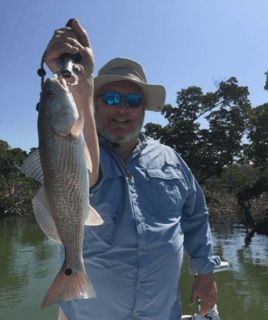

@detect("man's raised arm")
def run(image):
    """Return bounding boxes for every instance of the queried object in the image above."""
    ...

[44,19,99,187]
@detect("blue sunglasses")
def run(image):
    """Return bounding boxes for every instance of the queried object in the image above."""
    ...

[97,92,143,108]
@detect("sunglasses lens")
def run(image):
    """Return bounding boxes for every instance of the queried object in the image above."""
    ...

[101,93,142,108]
[102,93,121,106]
[125,95,142,108]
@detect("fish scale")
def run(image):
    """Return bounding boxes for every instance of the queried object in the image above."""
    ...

[20,77,104,309]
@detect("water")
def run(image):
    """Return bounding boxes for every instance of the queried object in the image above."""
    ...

[0,222,61,319]
[0,219,267,320]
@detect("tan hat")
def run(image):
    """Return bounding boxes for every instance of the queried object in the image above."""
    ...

[94,57,166,112]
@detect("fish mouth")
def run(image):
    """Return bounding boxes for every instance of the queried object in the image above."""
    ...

[53,78,69,94]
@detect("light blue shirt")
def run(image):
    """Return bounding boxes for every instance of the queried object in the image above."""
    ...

[60,134,221,320]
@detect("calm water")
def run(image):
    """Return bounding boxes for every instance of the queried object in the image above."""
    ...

[0,219,267,320]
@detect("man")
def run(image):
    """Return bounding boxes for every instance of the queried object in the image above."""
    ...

[45,19,221,320]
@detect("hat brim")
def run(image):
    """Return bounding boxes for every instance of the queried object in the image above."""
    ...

[94,75,166,112]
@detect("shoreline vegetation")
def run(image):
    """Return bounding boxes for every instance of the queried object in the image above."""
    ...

[1,145,268,236]
[1,175,267,224]
[1,153,268,237]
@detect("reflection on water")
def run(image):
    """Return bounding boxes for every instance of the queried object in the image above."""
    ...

[179,220,268,319]
[0,222,60,319]
[210,220,268,319]
[0,219,267,320]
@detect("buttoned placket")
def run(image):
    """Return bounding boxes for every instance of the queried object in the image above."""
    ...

[125,162,147,319]
[108,138,148,319]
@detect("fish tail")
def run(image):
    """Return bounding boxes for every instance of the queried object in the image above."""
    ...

[41,261,96,309]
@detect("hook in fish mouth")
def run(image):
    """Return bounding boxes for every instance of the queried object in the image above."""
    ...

[51,76,69,93]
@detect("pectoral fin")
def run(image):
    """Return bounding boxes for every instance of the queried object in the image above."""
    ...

[85,206,104,226]
[83,141,92,173]
[68,110,84,139]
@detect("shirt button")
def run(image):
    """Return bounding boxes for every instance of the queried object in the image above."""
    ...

[134,312,138,317]
[137,282,141,287]
[113,217,117,223]
[130,188,135,193]
[140,250,145,255]
[138,218,142,222]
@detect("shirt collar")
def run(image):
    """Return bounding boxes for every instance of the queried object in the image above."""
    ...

[98,133,148,155]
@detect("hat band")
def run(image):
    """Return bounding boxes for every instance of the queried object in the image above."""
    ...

[100,67,146,84]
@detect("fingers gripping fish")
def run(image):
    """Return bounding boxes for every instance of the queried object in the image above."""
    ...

[20,77,104,309]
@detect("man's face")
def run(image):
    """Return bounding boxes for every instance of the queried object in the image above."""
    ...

[94,80,145,145]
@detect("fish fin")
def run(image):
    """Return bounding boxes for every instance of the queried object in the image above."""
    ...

[41,261,96,309]
[83,140,92,173]
[19,148,44,183]
[32,185,62,244]
[84,206,104,226]
[69,110,84,139]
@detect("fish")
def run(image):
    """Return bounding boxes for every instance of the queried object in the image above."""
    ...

[20,77,104,309]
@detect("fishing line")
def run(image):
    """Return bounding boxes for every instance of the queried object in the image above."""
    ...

[36,50,47,112]
[37,50,47,90]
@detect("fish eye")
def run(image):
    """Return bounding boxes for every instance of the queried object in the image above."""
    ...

[46,90,54,98]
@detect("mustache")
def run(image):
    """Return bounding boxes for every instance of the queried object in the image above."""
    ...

[94,113,145,144]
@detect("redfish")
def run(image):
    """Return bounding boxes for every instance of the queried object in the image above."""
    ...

[20,77,103,309]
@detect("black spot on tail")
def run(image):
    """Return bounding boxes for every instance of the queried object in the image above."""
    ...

[112,143,120,148]
[65,268,72,276]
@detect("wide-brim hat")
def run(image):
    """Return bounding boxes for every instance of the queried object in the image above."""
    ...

[94,57,166,112]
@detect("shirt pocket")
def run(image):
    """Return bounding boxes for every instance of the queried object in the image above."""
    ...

[147,161,188,213]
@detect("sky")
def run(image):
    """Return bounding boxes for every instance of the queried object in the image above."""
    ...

[1,0,268,153]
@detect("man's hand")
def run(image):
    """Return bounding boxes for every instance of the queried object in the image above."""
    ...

[188,272,217,318]
[44,19,99,187]
[45,19,94,85]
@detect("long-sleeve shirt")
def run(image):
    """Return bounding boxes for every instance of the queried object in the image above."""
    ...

[59,134,221,320]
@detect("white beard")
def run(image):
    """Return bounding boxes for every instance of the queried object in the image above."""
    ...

[94,111,145,145]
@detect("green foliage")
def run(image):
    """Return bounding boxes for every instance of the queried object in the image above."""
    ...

[236,174,268,231]
[0,140,41,217]
[221,164,257,191]
[202,190,215,204]
[0,194,15,208]
[144,77,252,183]
[246,103,268,169]
[237,175,268,205]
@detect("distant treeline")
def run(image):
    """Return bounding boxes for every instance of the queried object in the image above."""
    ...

[0,141,41,217]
